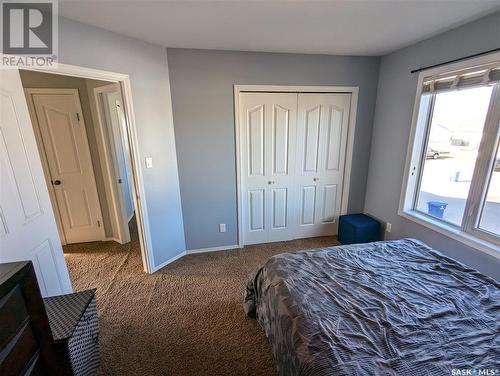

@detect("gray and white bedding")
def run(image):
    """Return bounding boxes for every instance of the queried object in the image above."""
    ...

[244,239,500,376]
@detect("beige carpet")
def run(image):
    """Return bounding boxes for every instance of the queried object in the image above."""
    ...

[64,227,339,376]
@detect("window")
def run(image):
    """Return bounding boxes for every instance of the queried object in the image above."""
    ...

[478,139,500,236]
[400,53,500,255]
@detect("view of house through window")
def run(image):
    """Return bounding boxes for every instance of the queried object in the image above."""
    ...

[415,86,494,227]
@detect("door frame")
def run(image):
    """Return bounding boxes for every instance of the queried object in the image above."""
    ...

[21,63,154,273]
[25,88,107,245]
[93,83,132,245]
[233,85,359,247]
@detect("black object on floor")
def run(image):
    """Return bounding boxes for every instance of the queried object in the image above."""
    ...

[44,289,99,376]
[0,261,63,375]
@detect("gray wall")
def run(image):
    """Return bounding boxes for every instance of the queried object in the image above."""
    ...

[59,17,186,267]
[167,49,380,250]
[364,11,500,280]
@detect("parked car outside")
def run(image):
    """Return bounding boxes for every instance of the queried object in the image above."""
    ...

[426,148,440,159]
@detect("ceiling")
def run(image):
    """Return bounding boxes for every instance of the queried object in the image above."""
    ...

[59,0,500,56]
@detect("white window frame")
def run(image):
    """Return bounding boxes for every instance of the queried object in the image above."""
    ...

[399,52,500,259]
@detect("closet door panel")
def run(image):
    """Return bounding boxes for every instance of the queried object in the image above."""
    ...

[247,105,265,177]
[302,105,321,173]
[321,184,337,223]
[272,105,290,175]
[248,190,265,231]
[325,106,344,172]
[268,97,298,242]
[240,93,297,245]
[295,93,351,238]
[271,188,288,229]
[300,186,316,225]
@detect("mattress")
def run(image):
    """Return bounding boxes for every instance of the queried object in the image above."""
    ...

[244,239,500,376]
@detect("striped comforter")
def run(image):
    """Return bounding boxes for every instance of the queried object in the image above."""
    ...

[244,239,500,376]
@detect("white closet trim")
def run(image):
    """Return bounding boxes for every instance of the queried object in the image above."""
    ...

[233,85,359,247]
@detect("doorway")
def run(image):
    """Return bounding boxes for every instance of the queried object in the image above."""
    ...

[234,85,358,246]
[20,69,146,279]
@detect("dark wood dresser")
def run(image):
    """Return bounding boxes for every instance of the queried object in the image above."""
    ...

[0,261,63,375]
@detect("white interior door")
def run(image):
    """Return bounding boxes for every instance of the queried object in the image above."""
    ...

[104,91,134,222]
[295,93,351,238]
[240,93,297,245]
[0,70,72,297]
[94,84,131,244]
[30,90,105,244]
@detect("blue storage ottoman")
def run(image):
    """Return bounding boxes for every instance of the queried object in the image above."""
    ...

[338,214,381,244]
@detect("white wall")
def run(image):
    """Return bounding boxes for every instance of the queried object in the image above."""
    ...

[59,17,186,267]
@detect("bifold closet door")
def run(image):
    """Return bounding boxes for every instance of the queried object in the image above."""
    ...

[295,93,351,238]
[240,93,297,245]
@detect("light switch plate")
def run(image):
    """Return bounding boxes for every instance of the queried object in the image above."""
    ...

[145,157,153,169]
[219,223,226,233]
[386,222,392,233]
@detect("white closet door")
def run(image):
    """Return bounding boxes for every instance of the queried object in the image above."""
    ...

[240,93,297,245]
[295,93,350,238]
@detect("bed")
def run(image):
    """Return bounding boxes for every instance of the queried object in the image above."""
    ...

[244,239,500,376]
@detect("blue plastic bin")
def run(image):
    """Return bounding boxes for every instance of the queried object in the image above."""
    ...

[427,200,448,219]
[338,214,381,245]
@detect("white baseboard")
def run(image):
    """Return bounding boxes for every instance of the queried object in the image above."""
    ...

[151,251,187,273]
[187,244,241,255]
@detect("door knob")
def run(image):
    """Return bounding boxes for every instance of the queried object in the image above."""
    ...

[313,177,319,182]
[52,180,61,186]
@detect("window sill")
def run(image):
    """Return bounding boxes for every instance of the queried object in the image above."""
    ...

[398,209,500,259]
